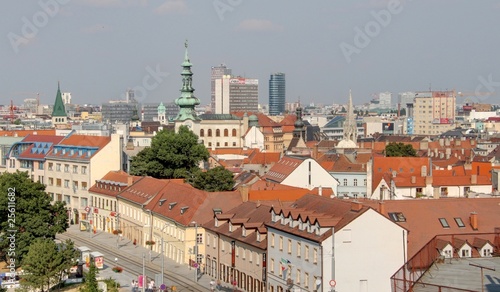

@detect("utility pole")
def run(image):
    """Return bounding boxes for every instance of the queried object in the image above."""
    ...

[193,221,199,282]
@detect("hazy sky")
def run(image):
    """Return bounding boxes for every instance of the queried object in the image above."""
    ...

[2,0,500,107]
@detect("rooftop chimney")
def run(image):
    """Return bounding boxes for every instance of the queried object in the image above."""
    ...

[318,186,323,196]
[378,201,385,214]
[411,176,416,184]
[471,174,477,185]
[127,176,134,186]
[470,212,478,230]
[351,201,363,212]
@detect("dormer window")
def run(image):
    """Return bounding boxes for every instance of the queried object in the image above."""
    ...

[169,202,177,210]
[242,227,246,237]
[256,232,261,242]
[229,223,233,232]
[180,206,189,214]
[159,199,167,206]
[215,218,219,227]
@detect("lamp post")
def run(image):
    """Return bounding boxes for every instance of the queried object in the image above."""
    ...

[145,209,153,262]
[115,213,120,248]
[114,258,118,291]
[142,253,146,292]
[160,223,168,286]
[191,221,198,282]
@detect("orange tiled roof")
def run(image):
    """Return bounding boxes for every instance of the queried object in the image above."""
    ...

[263,156,307,183]
[362,197,500,258]
[0,129,56,137]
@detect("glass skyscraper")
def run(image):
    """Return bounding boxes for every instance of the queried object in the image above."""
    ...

[269,72,285,115]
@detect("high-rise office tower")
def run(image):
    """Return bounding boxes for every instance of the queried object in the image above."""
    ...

[214,75,258,114]
[211,64,232,113]
[269,72,286,115]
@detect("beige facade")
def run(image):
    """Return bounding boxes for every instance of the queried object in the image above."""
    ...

[413,91,456,135]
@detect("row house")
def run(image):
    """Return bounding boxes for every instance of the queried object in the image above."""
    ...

[88,170,141,233]
[266,195,407,292]
[45,133,122,224]
[372,157,493,199]
[203,202,271,291]
[117,176,243,267]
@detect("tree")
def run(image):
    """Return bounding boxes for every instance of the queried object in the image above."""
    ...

[129,126,209,179]
[80,261,100,292]
[385,142,417,157]
[21,238,77,292]
[187,167,235,192]
[0,171,69,264]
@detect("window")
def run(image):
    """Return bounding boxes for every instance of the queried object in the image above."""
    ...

[364,179,367,186]
[224,129,228,137]
[439,218,450,228]
[196,233,203,244]
[64,164,69,172]
[73,165,78,173]
[208,129,212,137]
[296,269,301,284]
[297,242,301,257]
[287,239,292,254]
[304,273,309,288]
[305,245,309,261]
[81,166,87,174]
[64,195,70,205]
[82,182,87,190]
[343,179,347,186]
[388,212,406,222]
[38,161,44,170]
[232,142,236,147]
[56,179,62,187]
[454,217,465,228]
[216,129,220,137]
[64,180,69,188]
[279,236,283,251]
[232,129,237,137]
[56,164,61,171]
[48,162,53,171]
[270,258,274,274]
[81,198,88,208]
[313,248,318,264]
[354,179,358,186]
[200,129,204,137]
[271,233,275,248]
[48,177,54,186]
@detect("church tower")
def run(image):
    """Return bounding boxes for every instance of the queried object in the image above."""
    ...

[336,90,358,149]
[157,102,166,124]
[174,40,201,133]
[51,82,68,127]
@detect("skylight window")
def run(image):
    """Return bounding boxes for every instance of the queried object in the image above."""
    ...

[439,218,450,228]
[388,212,406,222]
[454,217,465,228]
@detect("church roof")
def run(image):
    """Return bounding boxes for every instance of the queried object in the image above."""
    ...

[52,83,67,117]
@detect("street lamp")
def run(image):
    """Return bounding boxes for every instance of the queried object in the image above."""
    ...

[145,209,153,262]
[115,214,120,248]
[114,258,118,291]
[160,223,168,286]
[191,221,198,282]
[142,253,146,292]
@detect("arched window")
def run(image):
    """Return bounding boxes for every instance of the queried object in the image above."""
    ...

[200,129,204,137]
[208,129,212,137]
[224,129,229,137]
[216,129,220,137]
[232,129,237,137]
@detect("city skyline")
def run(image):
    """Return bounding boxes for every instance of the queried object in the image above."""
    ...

[2,1,500,107]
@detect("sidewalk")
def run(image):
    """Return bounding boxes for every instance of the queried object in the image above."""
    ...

[65,225,213,291]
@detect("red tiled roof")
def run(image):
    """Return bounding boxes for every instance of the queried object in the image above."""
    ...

[59,135,111,148]
[17,135,65,160]
[373,157,430,192]
[362,197,500,258]
[89,170,141,198]
[263,156,306,183]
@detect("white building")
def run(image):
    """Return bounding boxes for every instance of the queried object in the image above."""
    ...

[266,195,407,292]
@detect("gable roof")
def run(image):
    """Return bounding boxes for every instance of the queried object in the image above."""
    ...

[263,156,308,183]
[267,195,375,243]
[15,135,65,160]
[363,198,500,258]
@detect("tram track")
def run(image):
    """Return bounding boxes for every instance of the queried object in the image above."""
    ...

[56,233,208,292]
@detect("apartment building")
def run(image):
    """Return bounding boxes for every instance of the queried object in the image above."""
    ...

[203,202,271,292]
[413,91,456,135]
[45,133,121,224]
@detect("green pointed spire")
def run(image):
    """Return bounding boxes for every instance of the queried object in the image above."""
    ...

[175,40,201,121]
[52,82,67,117]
